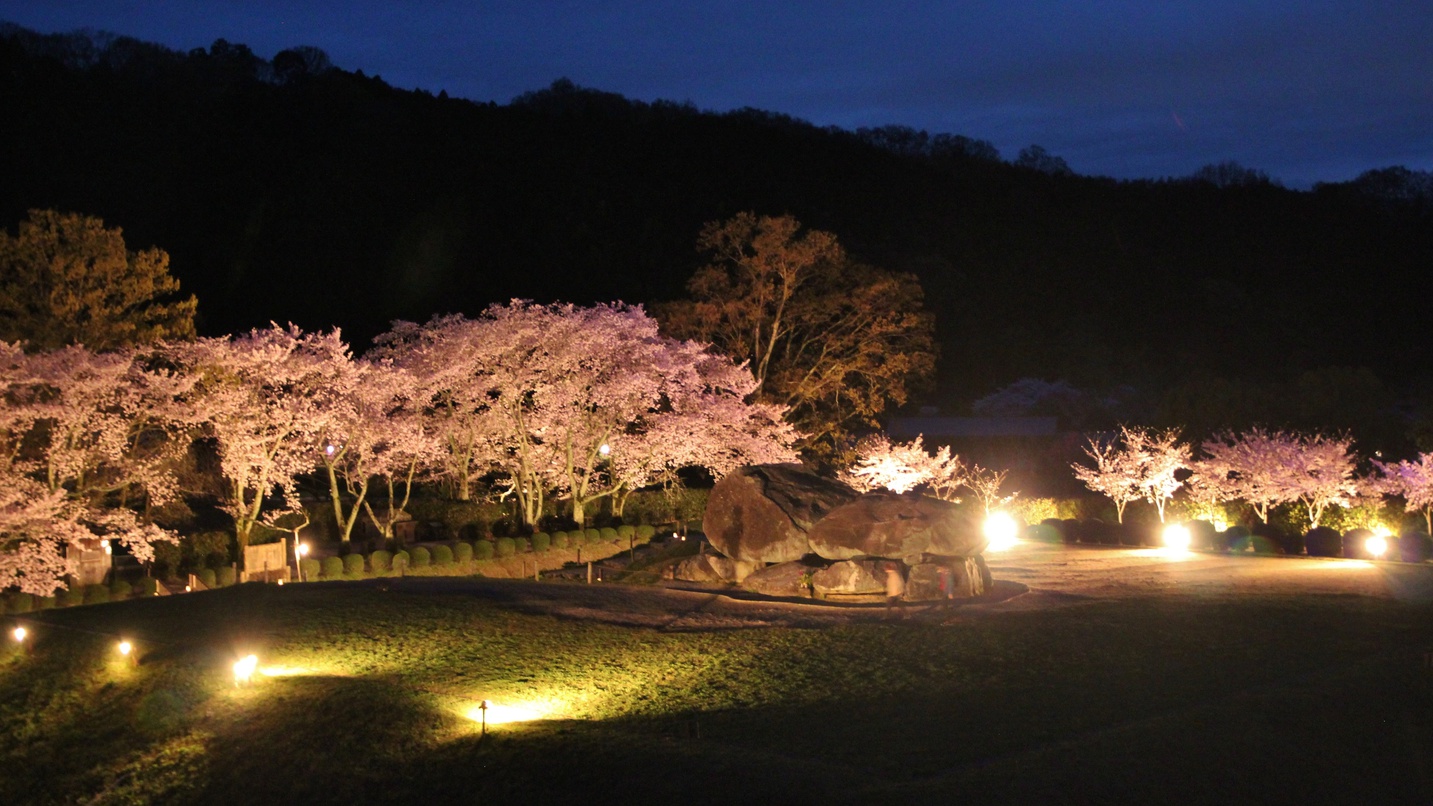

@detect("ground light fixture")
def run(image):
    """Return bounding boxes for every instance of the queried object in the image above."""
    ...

[11,626,25,643]
[1162,523,1192,552]
[982,512,1019,551]
[1365,533,1389,559]
[233,654,259,686]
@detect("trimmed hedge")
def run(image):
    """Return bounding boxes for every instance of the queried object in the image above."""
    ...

[8,592,34,613]
[616,524,635,540]
[198,568,217,589]
[495,537,516,558]
[635,524,655,540]
[321,557,344,579]
[36,595,55,610]
[110,580,133,599]
[431,545,454,566]
[514,536,531,553]
[216,567,237,587]
[531,533,551,552]
[393,550,410,571]
[1401,531,1433,563]
[299,558,321,580]
[453,542,473,563]
[474,540,495,560]
[411,546,432,568]
[551,531,569,549]
[135,577,159,596]
[585,528,602,545]
[370,549,392,573]
[600,527,619,542]
[343,553,366,576]
[84,584,110,605]
[61,586,85,607]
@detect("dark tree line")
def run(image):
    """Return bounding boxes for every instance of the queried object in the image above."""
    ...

[3,22,1433,453]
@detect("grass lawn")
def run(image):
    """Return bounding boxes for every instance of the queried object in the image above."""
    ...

[1,576,1430,804]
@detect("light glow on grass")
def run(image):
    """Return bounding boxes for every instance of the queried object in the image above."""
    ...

[983,512,1019,552]
[465,698,563,725]
[1162,523,1192,552]
[233,654,258,686]
[258,665,316,677]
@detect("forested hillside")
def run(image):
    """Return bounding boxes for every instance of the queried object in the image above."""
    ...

[3,23,1431,449]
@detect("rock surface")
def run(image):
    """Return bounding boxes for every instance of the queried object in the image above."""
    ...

[811,559,885,596]
[739,560,811,597]
[704,464,858,564]
[905,557,990,601]
[806,491,986,561]
[670,553,736,583]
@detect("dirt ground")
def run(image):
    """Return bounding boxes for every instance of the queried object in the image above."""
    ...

[375,541,1433,630]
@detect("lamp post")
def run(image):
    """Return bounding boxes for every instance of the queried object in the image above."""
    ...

[478,699,490,739]
[117,639,136,666]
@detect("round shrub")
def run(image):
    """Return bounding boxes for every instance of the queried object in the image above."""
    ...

[495,537,516,558]
[1184,520,1217,551]
[36,595,55,610]
[616,524,635,540]
[514,536,531,553]
[551,531,569,549]
[343,553,365,576]
[635,524,655,541]
[110,580,133,599]
[198,568,217,589]
[60,586,84,607]
[369,549,392,573]
[8,592,34,614]
[1400,531,1433,563]
[135,577,158,596]
[585,528,602,545]
[453,542,473,563]
[1023,522,1062,544]
[217,566,238,587]
[431,544,454,566]
[299,558,320,580]
[321,556,344,579]
[1221,525,1250,552]
[531,533,551,553]
[600,527,619,542]
[1304,527,1342,557]
[411,546,431,568]
[474,540,495,560]
[392,550,410,571]
[84,584,110,605]
[1342,528,1374,559]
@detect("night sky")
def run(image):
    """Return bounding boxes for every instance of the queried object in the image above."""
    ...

[3,1,1431,187]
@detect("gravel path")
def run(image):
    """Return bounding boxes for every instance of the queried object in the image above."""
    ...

[368,542,1433,631]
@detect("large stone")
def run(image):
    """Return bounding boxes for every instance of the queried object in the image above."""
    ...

[806,491,986,561]
[905,562,944,601]
[811,559,885,596]
[670,553,736,583]
[739,560,811,597]
[906,557,990,601]
[704,464,858,564]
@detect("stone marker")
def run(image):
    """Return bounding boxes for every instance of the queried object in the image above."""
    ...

[704,464,858,565]
[806,491,986,561]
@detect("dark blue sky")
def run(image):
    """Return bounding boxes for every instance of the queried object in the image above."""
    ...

[4,1,1430,186]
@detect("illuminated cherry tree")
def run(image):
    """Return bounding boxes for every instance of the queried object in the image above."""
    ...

[1199,428,1356,527]
[841,434,967,501]
[965,464,1018,516]
[1073,426,1188,523]
[1376,453,1433,533]
[174,325,359,555]
[0,342,183,594]
[1286,433,1358,528]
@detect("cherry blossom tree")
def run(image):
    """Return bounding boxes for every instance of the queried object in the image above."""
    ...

[0,342,183,594]
[1287,433,1358,528]
[841,434,967,500]
[173,325,359,557]
[1072,426,1188,523]
[1375,453,1433,533]
[965,464,1017,516]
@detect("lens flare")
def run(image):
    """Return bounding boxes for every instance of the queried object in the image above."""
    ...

[1365,534,1388,559]
[1162,524,1192,552]
[982,512,1019,551]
